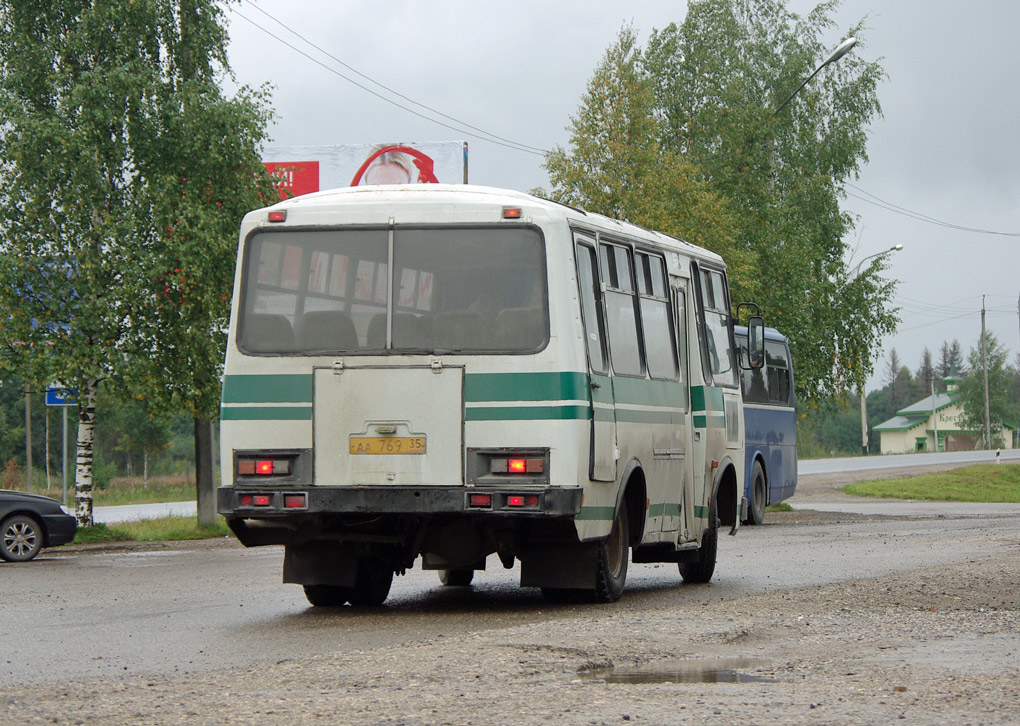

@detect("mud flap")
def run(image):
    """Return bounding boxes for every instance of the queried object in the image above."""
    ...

[519,542,598,589]
[283,541,358,586]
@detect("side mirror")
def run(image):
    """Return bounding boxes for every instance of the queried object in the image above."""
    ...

[745,316,765,369]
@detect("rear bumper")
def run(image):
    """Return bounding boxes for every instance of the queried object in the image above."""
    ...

[217,485,583,518]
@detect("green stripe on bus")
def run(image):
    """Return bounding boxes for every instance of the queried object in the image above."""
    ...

[694,505,710,518]
[648,502,682,518]
[576,505,615,521]
[690,385,724,413]
[464,371,589,403]
[465,405,589,422]
[222,374,313,404]
[220,406,313,421]
[614,408,674,425]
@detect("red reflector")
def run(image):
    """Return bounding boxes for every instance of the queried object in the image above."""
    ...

[469,493,492,508]
[527,495,539,507]
[508,458,527,474]
[239,494,253,506]
[256,460,274,475]
[502,207,522,219]
[238,460,256,476]
[283,494,306,509]
[507,495,525,507]
[253,494,272,506]
[268,210,287,223]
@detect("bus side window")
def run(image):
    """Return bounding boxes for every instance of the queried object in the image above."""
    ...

[600,242,644,376]
[766,341,793,405]
[636,252,679,380]
[575,240,608,374]
[736,335,767,403]
[693,264,738,387]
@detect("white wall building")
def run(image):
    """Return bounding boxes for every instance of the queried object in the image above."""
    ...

[874,371,1015,454]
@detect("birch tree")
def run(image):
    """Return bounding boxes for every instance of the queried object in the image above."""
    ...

[545,0,898,401]
[0,1,272,525]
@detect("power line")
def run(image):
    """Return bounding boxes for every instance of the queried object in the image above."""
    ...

[846,183,1020,237]
[229,3,547,156]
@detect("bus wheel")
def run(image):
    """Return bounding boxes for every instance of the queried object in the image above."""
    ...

[679,496,717,584]
[439,569,474,586]
[593,498,629,603]
[303,584,353,607]
[747,460,766,526]
[348,560,394,606]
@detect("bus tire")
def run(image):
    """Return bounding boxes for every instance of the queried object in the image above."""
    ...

[439,569,474,586]
[679,496,717,584]
[303,584,353,607]
[593,498,629,603]
[747,460,766,525]
[348,561,394,606]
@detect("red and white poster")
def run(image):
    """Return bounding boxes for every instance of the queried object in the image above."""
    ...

[263,141,468,200]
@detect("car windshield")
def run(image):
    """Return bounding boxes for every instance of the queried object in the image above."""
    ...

[238,226,548,355]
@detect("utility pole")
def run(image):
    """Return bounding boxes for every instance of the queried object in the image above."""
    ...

[981,296,992,449]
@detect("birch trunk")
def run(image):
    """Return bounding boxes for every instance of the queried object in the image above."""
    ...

[74,381,98,527]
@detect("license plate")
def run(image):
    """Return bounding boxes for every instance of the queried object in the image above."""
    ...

[349,436,426,455]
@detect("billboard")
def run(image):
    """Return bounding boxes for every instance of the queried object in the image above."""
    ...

[263,141,468,200]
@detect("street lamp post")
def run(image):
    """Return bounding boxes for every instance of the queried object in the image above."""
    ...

[853,244,903,455]
[774,37,858,116]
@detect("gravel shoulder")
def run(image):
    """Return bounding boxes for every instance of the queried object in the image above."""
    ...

[7,541,1019,725]
[8,465,1019,724]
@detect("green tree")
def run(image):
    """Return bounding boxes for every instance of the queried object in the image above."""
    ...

[0,1,272,525]
[122,0,274,523]
[956,332,1017,448]
[545,0,897,401]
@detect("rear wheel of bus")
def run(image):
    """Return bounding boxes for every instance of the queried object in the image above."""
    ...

[302,558,394,607]
[679,496,717,584]
[746,460,766,525]
[541,498,629,604]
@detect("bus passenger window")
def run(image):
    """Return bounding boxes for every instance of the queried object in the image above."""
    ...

[766,342,792,405]
[697,267,737,387]
[575,242,608,373]
[600,242,643,376]
[636,252,678,380]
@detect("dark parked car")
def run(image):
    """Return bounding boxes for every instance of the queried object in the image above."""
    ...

[0,490,77,562]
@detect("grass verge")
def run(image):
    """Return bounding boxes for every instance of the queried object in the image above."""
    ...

[74,516,230,544]
[844,463,1020,502]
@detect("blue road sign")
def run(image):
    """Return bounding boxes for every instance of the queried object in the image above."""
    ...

[45,388,76,407]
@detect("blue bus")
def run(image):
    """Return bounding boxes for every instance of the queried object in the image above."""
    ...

[735,326,797,524]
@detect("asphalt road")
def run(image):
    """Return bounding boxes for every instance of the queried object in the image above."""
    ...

[4,508,1018,688]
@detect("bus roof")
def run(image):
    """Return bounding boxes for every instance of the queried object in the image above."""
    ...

[734,324,788,343]
[248,184,724,266]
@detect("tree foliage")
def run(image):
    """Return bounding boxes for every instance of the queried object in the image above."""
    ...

[956,332,1017,447]
[543,0,898,401]
[0,1,273,523]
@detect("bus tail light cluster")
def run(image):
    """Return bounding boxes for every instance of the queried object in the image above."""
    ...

[237,492,307,509]
[237,458,291,477]
[467,492,542,510]
[467,448,550,486]
[490,457,544,475]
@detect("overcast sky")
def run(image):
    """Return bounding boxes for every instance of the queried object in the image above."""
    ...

[225,0,1020,393]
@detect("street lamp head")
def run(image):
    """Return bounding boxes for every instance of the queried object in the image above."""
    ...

[823,37,858,67]
[892,243,903,251]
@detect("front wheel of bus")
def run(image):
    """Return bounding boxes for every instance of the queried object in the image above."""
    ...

[593,498,629,603]
[679,496,717,584]
[746,460,766,525]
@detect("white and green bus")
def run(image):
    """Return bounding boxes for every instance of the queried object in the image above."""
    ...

[217,184,763,606]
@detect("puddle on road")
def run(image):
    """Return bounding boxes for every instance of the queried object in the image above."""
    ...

[585,658,775,685]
